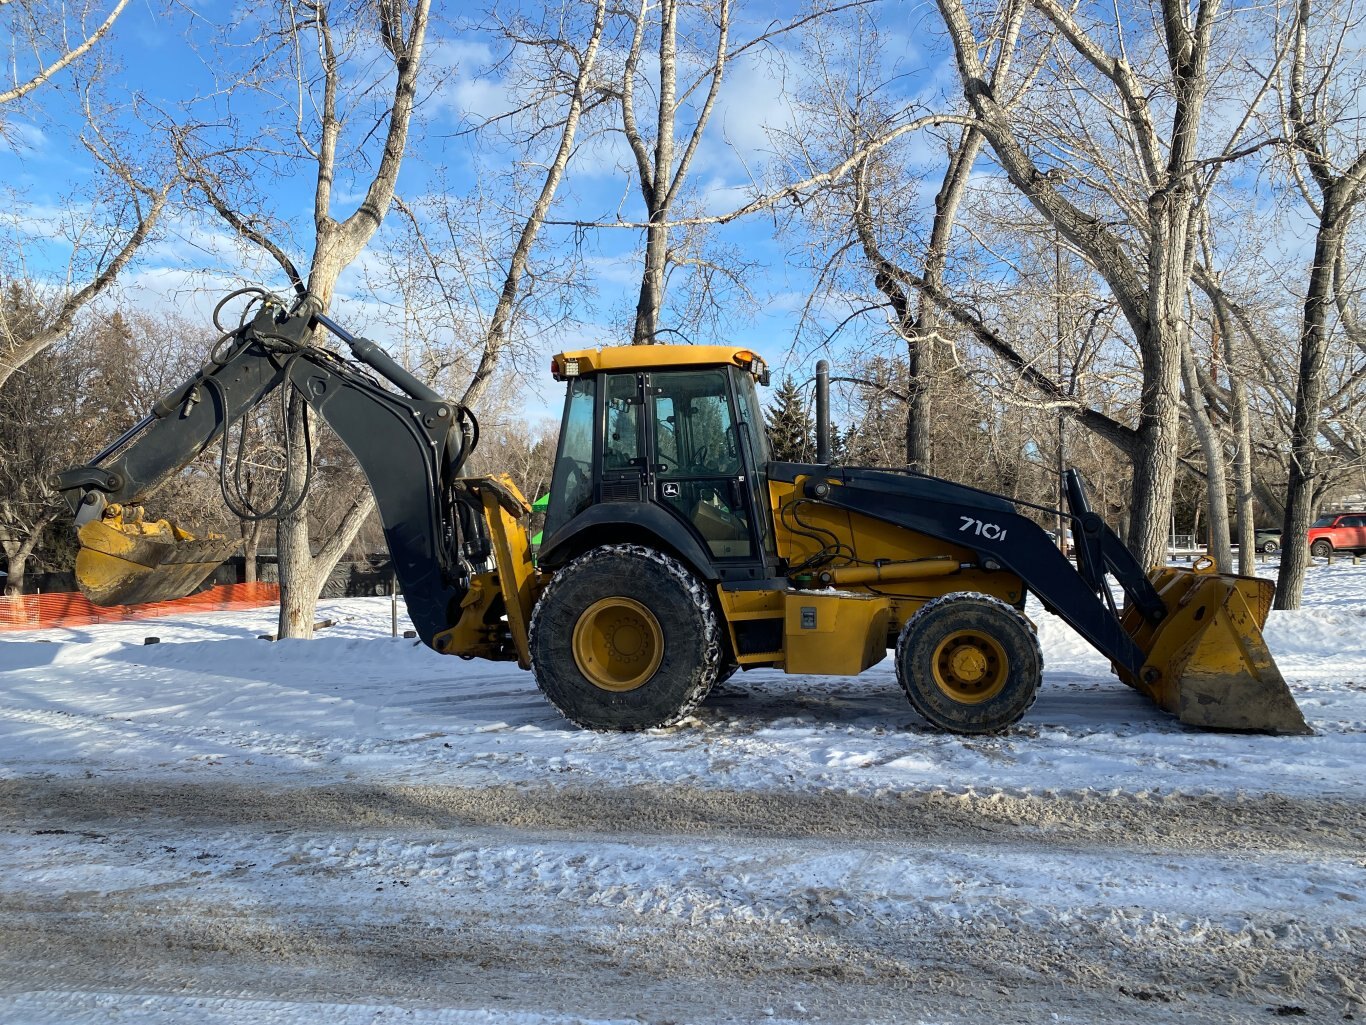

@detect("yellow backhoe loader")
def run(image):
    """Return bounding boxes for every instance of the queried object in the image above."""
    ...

[52,291,1310,735]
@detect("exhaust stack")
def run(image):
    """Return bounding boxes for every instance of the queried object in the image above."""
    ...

[815,359,830,463]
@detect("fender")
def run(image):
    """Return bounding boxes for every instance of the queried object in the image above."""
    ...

[538,501,719,582]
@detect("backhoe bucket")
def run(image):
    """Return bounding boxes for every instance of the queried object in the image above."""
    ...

[1117,561,1310,735]
[74,505,239,607]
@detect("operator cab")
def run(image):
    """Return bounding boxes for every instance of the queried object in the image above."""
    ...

[542,346,776,581]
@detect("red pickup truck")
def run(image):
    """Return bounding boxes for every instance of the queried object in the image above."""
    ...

[1308,512,1366,558]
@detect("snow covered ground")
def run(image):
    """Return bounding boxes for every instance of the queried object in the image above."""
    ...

[1,559,1363,1023]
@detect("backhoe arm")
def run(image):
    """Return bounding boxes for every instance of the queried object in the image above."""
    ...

[52,298,488,646]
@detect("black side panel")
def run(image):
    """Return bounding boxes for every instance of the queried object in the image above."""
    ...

[734,617,783,655]
[783,463,1017,514]
[538,502,719,582]
[814,467,1149,676]
[766,460,826,484]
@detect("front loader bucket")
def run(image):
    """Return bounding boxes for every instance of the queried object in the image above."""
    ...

[1117,561,1310,735]
[75,506,239,607]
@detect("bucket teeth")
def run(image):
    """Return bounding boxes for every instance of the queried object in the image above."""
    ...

[1120,565,1311,736]
[75,512,238,607]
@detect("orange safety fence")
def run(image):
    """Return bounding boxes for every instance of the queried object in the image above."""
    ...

[0,582,281,632]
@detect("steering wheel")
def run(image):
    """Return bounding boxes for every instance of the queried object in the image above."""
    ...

[689,443,713,474]
[555,457,590,506]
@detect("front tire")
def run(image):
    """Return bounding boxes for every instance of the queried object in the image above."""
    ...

[529,544,721,730]
[1259,539,1279,554]
[1311,539,1333,559]
[895,593,1042,734]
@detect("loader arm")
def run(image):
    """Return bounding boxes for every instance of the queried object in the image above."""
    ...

[807,467,1153,678]
[51,298,509,649]
[805,465,1309,734]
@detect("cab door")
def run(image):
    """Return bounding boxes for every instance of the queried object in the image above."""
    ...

[646,368,760,564]
[599,372,648,503]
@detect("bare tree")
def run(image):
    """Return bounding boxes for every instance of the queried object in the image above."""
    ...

[839,2,1039,471]
[607,0,873,344]
[427,0,609,411]
[616,0,730,343]
[0,85,173,391]
[0,0,129,111]
[1192,218,1258,573]
[1272,0,1366,609]
[0,286,71,594]
[0,298,223,594]
[1179,329,1232,569]
[933,0,1264,569]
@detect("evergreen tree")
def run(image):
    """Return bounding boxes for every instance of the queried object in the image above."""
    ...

[764,374,814,461]
[828,422,848,464]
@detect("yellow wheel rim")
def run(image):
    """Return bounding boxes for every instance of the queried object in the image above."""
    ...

[572,597,664,692]
[931,629,1008,704]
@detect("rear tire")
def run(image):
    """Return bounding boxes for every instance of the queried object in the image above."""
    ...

[895,593,1042,734]
[529,544,721,730]
[1259,539,1279,554]
[1311,539,1333,559]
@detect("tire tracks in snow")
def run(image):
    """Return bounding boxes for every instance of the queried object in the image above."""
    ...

[2,777,1363,856]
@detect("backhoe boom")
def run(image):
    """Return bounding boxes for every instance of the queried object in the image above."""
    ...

[53,298,480,644]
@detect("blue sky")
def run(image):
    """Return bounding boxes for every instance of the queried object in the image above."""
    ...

[3,0,1347,433]
[1,0,964,425]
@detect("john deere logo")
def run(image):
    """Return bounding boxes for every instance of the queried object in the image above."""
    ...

[662,482,680,498]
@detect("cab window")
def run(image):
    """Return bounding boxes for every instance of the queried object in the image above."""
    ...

[603,374,642,470]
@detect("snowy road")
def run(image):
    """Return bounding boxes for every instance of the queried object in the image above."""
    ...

[1,560,1364,1023]
[4,778,1364,1024]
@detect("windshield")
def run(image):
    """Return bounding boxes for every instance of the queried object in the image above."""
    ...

[544,377,595,539]
[1312,515,1336,527]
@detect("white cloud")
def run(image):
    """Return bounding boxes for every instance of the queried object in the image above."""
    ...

[0,121,49,157]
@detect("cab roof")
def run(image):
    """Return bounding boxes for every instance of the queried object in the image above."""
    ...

[551,344,768,383]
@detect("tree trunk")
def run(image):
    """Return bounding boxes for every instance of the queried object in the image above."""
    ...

[1276,206,1347,609]
[904,338,933,470]
[2,550,25,597]
[1,509,57,597]
[1210,286,1256,573]
[905,128,985,471]
[242,519,261,584]
[630,0,677,345]
[1229,378,1256,574]
[1125,317,1185,571]
[1181,342,1231,570]
[1128,374,1182,569]
[276,396,319,639]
